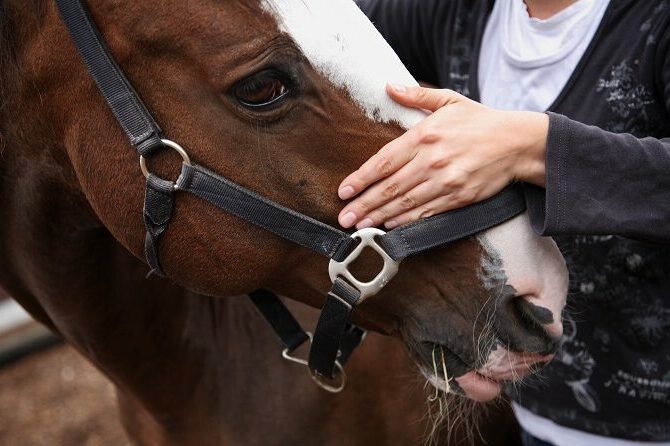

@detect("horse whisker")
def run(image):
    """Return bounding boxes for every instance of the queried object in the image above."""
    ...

[428,345,440,402]
[440,346,452,394]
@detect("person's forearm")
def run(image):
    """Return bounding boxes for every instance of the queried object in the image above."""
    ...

[525,112,670,242]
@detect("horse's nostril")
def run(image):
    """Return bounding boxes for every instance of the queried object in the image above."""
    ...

[494,294,559,355]
[514,295,554,326]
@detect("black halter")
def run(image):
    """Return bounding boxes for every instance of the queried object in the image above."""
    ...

[56,0,527,392]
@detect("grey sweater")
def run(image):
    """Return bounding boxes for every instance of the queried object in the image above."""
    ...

[359,0,670,440]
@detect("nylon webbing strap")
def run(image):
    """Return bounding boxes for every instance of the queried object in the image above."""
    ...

[379,185,526,260]
[249,288,366,371]
[177,163,357,261]
[143,175,176,276]
[56,0,163,155]
[177,164,527,264]
[308,278,362,378]
[249,289,310,352]
[335,324,366,366]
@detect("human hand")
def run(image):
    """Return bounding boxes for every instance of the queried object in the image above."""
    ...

[337,85,549,230]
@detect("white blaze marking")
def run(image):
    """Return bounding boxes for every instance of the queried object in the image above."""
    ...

[261,0,427,129]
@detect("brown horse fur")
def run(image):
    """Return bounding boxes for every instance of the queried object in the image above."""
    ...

[0,1,539,444]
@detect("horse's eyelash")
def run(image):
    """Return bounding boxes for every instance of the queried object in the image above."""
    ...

[237,77,272,95]
[236,69,292,95]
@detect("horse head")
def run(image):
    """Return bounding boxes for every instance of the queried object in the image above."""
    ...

[2,0,567,403]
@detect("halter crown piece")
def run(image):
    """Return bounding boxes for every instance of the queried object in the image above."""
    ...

[56,0,527,393]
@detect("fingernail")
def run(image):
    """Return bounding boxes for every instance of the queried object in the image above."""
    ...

[340,212,357,228]
[389,83,406,93]
[339,185,355,200]
[357,218,374,229]
[385,220,399,230]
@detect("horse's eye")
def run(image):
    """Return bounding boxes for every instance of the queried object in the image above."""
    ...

[234,70,291,109]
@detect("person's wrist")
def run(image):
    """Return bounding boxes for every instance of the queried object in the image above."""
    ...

[511,111,548,187]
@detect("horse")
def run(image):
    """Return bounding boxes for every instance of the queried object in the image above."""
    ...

[0,0,568,444]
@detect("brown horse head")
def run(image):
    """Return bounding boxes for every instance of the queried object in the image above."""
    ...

[1,0,567,406]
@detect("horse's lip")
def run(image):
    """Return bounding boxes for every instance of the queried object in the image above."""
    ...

[454,371,503,402]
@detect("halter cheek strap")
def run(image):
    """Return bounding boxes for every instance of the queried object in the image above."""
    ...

[56,0,527,390]
[55,0,164,156]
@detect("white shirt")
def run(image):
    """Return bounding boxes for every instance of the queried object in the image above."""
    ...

[513,403,670,446]
[479,0,610,112]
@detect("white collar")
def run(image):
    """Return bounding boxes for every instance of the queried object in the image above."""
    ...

[498,0,606,68]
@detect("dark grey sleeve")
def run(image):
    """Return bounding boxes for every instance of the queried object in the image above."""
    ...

[524,113,670,242]
[356,0,443,85]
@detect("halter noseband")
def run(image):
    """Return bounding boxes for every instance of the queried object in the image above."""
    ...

[56,0,527,393]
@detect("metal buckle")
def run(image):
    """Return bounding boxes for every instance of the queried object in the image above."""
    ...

[139,139,191,188]
[281,332,347,393]
[328,228,400,302]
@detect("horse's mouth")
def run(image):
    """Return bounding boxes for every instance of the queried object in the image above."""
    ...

[413,340,554,402]
[414,341,506,402]
[450,370,504,402]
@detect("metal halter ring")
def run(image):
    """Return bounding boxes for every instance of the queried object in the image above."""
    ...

[328,228,401,302]
[139,139,192,183]
[281,332,347,393]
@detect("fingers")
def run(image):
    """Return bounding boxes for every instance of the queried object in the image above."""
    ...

[387,84,461,112]
[383,194,456,229]
[338,159,428,228]
[338,130,418,201]
[357,181,442,229]
[384,181,508,228]
[347,178,480,230]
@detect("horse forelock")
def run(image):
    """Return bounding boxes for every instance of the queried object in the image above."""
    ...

[260,0,427,130]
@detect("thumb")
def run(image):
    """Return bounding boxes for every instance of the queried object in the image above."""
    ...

[386,84,460,112]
